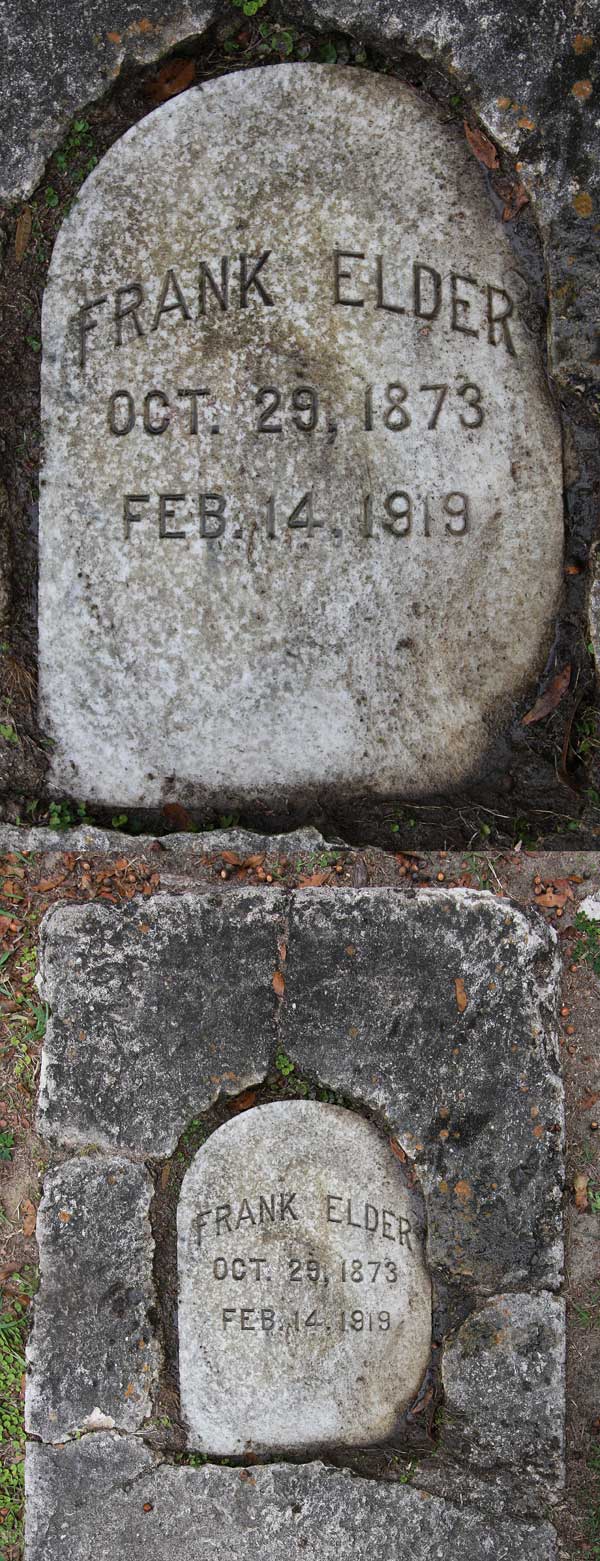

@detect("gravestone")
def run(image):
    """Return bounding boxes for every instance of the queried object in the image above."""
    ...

[38,64,563,809]
[26,887,565,1561]
[177,1102,431,1453]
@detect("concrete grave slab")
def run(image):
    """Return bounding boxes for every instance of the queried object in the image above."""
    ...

[280,888,564,1295]
[28,888,565,1556]
[37,889,285,1156]
[38,65,563,809]
[25,1438,560,1561]
[26,1157,159,1440]
[439,1291,565,1492]
[177,1102,432,1454]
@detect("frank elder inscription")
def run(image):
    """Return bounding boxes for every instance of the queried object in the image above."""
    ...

[177,1103,431,1453]
[38,66,563,806]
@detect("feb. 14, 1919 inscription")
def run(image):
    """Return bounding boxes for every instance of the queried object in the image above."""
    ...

[39,65,563,808]
[177,1103,431,1454]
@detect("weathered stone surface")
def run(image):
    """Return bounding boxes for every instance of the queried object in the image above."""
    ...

[1,1,598,406]
[37,890,284,1156]
[0,0,219,201]
[26,1157,159,1439]
[280,888,564,1292]
[39,65,563,809]
[178,1101,431,1454]
[25,1436,559,1560]
[0,822,332,860]
[440,1292,565,1492]
[37,887,563,1295]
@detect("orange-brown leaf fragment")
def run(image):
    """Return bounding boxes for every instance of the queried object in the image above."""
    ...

[21,1199,36,1237]
[228,1089,257,1114]
[464,121,499,168]
[58,1210,71,1223]
[272,970,285,997]
[150,57,195,101]
[574,1172,589,1210]
[389,1137,407,1162]
[521,664,571,724]
[455,977,468,1013]
[15,207,32,263]
[502,182,529,221]
[536,882,574,909]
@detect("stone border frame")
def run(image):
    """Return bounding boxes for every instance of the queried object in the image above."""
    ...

[0,3,598,838]
[27,887,566,1539]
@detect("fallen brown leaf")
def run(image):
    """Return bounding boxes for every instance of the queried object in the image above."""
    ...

[581,1092,600,1110]
[243,854,265,869]
[521,664,571,725]
[502,182,529,221]
[574,1172,589,1211]
[272,970,285,997]
[221,851,242,866]
[298,871,330,887]
[464,121,499,169]
[15,207,32,263]
[536,882,574,909]
[160,1164,171,1190]
[229,1090,257,1115]
[150,57,195,101]
[35,875,68,892]
[455,977,468,1013]
[21,1198,36,1237]
[389,1137,407,1162]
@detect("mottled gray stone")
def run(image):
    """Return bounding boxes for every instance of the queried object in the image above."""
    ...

[37,888,563,1297]
[25,1436,559,1561]
[280,888,564,1293]
[0,822,332,860]
[26,1157,159,1440]
[0,0,219,201]
[178,1102,431,1454]
[39,66,562,809]
[440,1292,565,1492]
[1,0,596,406]
[37,890,284,1156]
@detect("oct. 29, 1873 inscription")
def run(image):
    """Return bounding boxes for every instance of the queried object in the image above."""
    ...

[38,65,563,808]
[177,1103,431,1453]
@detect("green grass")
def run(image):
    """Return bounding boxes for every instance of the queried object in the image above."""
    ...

[0,1288,28,1553]
[573,912,600,978]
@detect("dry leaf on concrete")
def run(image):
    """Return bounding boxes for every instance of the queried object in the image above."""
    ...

[464,121,499,169]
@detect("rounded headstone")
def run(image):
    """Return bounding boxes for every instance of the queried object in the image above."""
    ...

[39,65,563,806]
[177,1101,431,1454]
